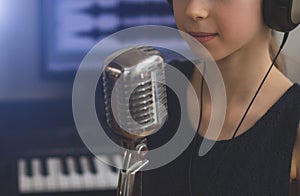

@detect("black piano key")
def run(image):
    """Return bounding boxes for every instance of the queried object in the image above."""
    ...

[40,158,48,176]
[107,156,118,173]
[60,157,69,175]
[74,157,83,175]
[110,165,118,173]
[25,159,33,177]
[87,156,97,174]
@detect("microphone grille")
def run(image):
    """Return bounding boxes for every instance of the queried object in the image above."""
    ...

[102,46,168,139]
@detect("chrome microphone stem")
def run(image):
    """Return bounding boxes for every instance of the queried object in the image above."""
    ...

[117,140,149,196]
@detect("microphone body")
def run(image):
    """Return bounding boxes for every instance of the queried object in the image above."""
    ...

[102,46,168,196]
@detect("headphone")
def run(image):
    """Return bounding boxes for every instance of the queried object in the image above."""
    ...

[167,0,300,32]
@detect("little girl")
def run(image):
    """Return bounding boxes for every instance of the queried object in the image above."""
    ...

[142,0,300,195]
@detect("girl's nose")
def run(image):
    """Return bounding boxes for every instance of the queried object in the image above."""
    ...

[185,0,209,21]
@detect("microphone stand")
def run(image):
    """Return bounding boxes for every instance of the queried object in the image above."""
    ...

[117,139,149,196]
[101,45,167,196]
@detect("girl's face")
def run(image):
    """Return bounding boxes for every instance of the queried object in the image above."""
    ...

[173,0,269,62]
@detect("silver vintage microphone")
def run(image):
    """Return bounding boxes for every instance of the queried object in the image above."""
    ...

[102,45,168,196]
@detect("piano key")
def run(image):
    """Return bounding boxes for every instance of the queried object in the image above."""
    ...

[74,156,83,175]
[45,158,60,191]
[112,154,123,170]
[109,155,121,188]
[93,156,111,188]
[66,156,85,190]
[95,155,119,189]
[25,158,33,177]
[60,157,69,175]
[107,155,118,174]
[31,158,47,192]
[87,156,97,174]
[18,159,33,193]
[79,156,98,190]
[56,158,71,191]
[40,158,48,176]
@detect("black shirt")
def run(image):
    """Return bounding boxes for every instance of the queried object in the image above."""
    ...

[142,61,300,196]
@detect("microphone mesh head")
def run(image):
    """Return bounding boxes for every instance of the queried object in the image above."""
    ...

[102,46,168,140]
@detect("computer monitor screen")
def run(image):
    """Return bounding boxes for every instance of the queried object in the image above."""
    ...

[41,0,176,78]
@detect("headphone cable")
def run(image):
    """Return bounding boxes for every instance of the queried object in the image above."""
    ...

[188,60,206,196]
[188,32,289,195]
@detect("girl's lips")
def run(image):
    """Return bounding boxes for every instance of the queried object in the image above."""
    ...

[188,32,218,43]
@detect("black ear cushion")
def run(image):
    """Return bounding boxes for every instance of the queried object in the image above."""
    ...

[261,0,298,32]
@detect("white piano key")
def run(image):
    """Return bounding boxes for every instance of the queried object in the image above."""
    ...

[18,159,33,193]
[93,156,112,189]
[79,156,98,190]
[95,155,118,189]
[109,155,122,188]
[112,154,123,169]
[66,157,85,191]
[44,158,60,192]
[31,159,47,192]
[56,158,71,191]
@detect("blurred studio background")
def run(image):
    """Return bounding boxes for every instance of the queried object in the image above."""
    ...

[0,0,299,196]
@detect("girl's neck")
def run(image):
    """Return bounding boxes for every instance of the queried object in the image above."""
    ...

[193,34,273,106]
